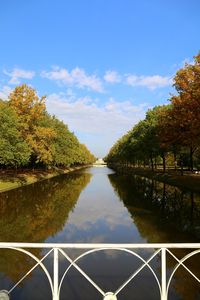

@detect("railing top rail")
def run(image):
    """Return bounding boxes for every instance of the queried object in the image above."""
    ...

[0,242,200,249]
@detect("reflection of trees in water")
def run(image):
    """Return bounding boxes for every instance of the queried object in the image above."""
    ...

[109,173,200,242]
[108,173,200,300]
[0,172,92,283]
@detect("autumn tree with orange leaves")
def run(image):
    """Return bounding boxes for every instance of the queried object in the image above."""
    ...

[168,53,200,170]
[106,51,200,172]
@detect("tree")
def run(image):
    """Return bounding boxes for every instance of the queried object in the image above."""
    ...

[8,84,55,166]
[0,84,95,168]
[9,84,46,135]
[0,100,31,167]
[169,53,200,170]
[106,107,167,171]
[51,116,80,166]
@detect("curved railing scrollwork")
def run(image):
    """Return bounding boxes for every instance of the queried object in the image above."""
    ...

[0,243,199,300]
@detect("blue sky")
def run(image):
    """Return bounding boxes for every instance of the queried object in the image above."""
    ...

[0,0,200,157]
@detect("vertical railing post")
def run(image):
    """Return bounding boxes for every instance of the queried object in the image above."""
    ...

[53,248,59,300]
[161,248,167,300]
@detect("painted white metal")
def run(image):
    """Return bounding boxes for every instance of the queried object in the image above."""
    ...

[0,243,199,300]
[58,248,105,297]
[114,248,161,296]
[53,248,59,300]
[1,242,200,248]
[7,248,54,296]
[0,290,9,300]
[161,248,167,300]
[103,292,117,300]
[166,248,200,295]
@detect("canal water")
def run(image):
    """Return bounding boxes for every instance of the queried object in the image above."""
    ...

[0,166,200,299]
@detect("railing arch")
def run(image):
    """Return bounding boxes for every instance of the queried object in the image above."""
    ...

[166,248,200,296]
[58,247,162,298]
[0,243,199,300]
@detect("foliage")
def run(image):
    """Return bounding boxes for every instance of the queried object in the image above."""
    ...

[0,100,31,167]
[105,106,166,170]
[0,84,95,168]
[106,51,200,171]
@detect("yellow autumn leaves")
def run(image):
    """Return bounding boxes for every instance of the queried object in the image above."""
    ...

[0,84,95,167]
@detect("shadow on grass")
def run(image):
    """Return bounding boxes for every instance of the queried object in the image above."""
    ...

[0,166,84,192]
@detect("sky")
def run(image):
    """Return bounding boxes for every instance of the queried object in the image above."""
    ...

[0,0,200,157]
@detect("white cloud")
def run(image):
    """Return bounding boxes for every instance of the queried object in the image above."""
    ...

[126,74,172,90]
[3,68,35,85]
[104,71,172,89]
[46,92,149,156]
[104,70,121,83]
[0,85,12,99]
[41,66,104,92]
[46,93,148,135]
[61,184,133,234]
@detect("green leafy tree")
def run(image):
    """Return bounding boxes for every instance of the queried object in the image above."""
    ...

[8,85,95,167]
[8,84,55,166]
[0,100,31,167]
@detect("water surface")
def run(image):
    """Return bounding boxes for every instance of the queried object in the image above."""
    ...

[0,167,200,299]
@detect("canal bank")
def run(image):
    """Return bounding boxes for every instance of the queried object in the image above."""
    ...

[0,165,89,193]
[108,164,200,193]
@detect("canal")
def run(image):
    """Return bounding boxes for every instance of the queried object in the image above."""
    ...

[0,166,200,299]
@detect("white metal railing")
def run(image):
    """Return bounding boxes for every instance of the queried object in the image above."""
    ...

[0,243,200,300]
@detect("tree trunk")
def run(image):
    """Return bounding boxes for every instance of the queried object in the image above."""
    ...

[150,155,154,171]
[173,152,177,170]
[190,192,194,227]
[189,146,194,171]
[161,183,166,215]
[180,160,183,176]
[154,157,157,170]
[162,154,166,173]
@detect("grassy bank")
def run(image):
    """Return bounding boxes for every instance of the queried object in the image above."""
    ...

[109,165,200,193]
[0,166,88,193]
